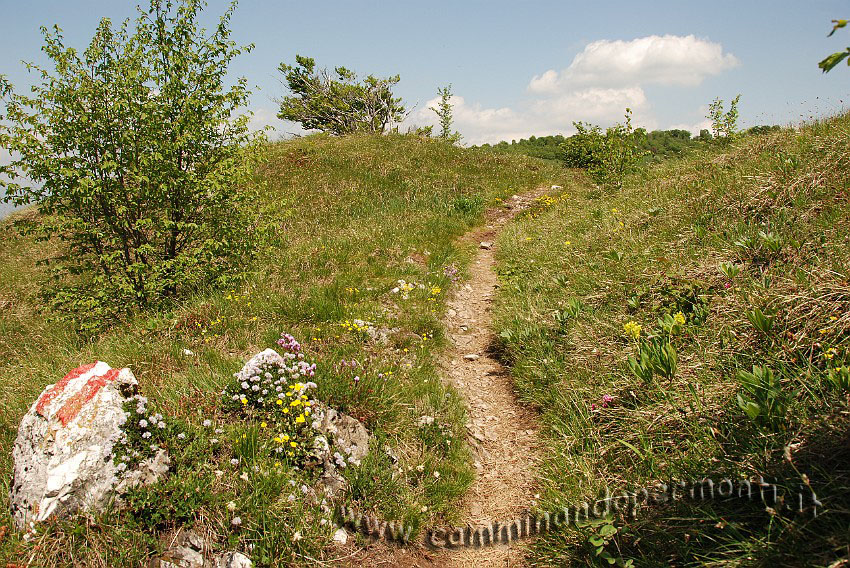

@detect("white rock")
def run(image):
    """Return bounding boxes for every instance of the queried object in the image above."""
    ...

[463,354,480,361]
[9,362,166,529]
[217,552,253,568]
[479,241,493,250]
[333,528,348,544]
[551,185,562,190]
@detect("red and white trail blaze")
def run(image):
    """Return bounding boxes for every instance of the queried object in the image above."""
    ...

[35,362,120,426]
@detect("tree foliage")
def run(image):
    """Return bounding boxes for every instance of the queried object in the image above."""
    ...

[0,0,263,317]
[819,19,850,72]
[561,109,647,189]
[431,84,461,143]
[707,95,741,142]
[277,55,405,135]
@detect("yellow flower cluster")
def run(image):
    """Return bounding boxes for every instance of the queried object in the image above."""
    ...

[674,311,686,325]
[624,321,642,340]
[340,319,369,333]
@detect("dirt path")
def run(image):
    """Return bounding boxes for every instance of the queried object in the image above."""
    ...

[336,189,549,568]
[432,189,548,567]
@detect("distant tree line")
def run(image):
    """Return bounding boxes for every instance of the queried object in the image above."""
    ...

[476,124,781,165]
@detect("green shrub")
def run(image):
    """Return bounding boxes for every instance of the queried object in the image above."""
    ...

[0,0,263,314]
[561,109,646,190]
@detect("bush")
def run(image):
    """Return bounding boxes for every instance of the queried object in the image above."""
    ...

[561,109,646,189]
[277,55,405,135]
[0,0,263,314]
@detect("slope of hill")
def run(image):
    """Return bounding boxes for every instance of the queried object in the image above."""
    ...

[493,115,850,566]
[1,115,848,566]
[0,133,566,566]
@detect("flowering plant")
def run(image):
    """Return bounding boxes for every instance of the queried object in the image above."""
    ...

[222,334,320,464]
[114,394,173,472]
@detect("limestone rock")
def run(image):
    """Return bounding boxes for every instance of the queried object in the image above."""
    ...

[479,241,493,250]
[310,406,371,499]
[333,528,348,544]
[9,361,166,529]
[315,407,370,465]
[151,530,252,568]
[216,552,253,568]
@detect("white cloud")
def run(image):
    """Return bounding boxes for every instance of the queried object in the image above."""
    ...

[529,35,739,93]
[533,86,650,124]
[412,95,547,146]
[407,35,739,145]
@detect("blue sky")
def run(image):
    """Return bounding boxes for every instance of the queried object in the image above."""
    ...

[1,0,849,147]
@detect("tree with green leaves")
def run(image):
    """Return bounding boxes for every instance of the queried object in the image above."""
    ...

[706,95,741,142]
[277,56,405,135]
[431,84,461,143]
[561,109,646,190]
[0,0,263,317]
[819,19,850,72]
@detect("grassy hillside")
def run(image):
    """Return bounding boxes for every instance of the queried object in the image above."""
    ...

[494,116,850,566]
[0,133,566,566]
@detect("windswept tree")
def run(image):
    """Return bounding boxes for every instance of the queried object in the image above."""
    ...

[277,55,405,135]
[0,0,264,317]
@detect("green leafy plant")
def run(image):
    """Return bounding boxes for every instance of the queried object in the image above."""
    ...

[564,297,584,318]
[706,95,741,142]
[580,518,633,567]
[746,307,775,335]
[554,299,583,328]
[718,261,742,279]
[819,19,850,72]
[627,335,678,383]
[562,109,647,190]
[431,84,461,143]
[658,312,686,336]
[826,365,850,390]
[736,365,788,430]
[0,0,262,313]
[758,230,783,255]
[655,279,710,325]
[277,55,405,135]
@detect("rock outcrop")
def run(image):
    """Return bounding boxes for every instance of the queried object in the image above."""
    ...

[311,406,371,498]
[9,361,167,529]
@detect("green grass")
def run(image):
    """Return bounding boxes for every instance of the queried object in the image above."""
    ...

[0,132,566,566]
[493,116,850,566]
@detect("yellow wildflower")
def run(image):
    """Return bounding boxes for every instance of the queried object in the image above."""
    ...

[674,312,686,325]
[624,321,642,340]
